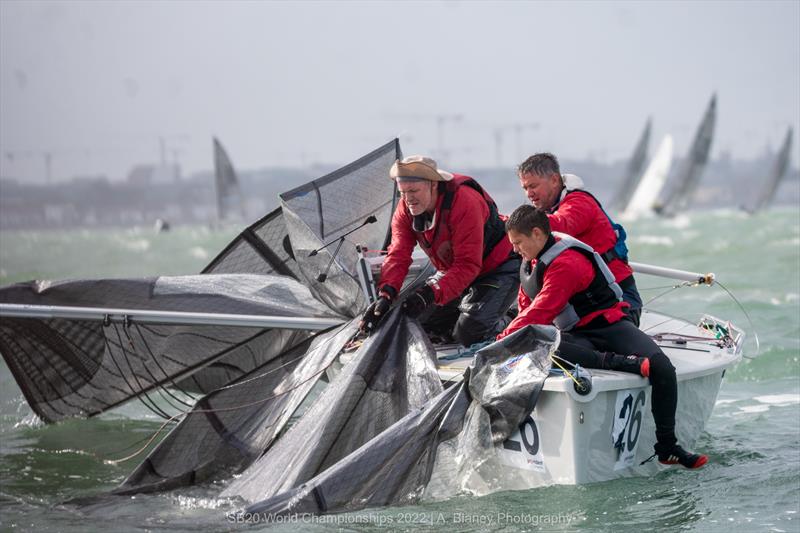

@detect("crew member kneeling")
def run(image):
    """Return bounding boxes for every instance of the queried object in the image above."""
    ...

[360,155,520,346]
[497,204,707,469]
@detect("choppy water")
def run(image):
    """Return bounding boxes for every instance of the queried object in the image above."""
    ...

[0,208,798,532]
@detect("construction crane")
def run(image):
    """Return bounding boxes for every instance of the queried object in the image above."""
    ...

[493,122,540,167]
[383,113,463,162]
[3,149,54,184]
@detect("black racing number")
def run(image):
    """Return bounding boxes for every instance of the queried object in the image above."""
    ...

[627,390,646,452]
[617,390,646,453]
[503,415,539,456]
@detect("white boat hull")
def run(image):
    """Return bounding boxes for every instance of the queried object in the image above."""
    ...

[425,309,742,497]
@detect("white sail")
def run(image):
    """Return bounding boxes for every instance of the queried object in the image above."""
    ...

[750,127,793,212]
[610,118,652,212]
[620,135,673,220]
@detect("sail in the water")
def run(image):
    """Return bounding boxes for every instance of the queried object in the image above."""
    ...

[655,93,717,216]
[0,139,403,422]
[213,137,246,223]
[610,118,652,212]
[619,135,673,220]
[749,127,793,213]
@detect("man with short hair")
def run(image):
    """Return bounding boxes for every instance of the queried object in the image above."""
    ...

[360,155,520,346]
[518,152,643,325]
[497,204,707,469]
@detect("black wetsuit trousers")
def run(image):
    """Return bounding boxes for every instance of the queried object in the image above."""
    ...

[558,319,678,447]
[421,257,521,347]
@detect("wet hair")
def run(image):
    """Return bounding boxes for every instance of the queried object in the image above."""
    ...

[517,152,561,177]
[505,204,550,236]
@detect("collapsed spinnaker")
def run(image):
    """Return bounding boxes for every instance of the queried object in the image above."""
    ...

[279,138,401,316]
[115,321,357,495]
[0,139,403,420]
[242,324,554,517]
[0,274,340,423]
[220,308,442,502]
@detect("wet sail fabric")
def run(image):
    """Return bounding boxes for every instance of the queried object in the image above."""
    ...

[115,321,358,495]
[0,274,341,423]
[213,137,246,223]
[221,308,442,503]
[656,94,717,216]
[750,127,794,213]
[202,206,301,280]
[242,325,555,517]
[611,118,651,212]
[279,139,401,317]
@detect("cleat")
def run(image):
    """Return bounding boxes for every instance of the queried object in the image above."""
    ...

[657,444,708,469]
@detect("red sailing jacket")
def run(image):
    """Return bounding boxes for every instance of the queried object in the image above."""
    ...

[548,190,633,284]
[379,174,514,305]
[496,244,628,340]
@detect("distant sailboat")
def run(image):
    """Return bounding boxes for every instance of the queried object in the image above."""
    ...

[655,94,717,216]
[748,127,794,213]
[619,135,673,220]
[213,137,246,224]
[611,118,652,212]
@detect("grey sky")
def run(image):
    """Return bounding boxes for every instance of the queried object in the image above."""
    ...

[1,0,798,183]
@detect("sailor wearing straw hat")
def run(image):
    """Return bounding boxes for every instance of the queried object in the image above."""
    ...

[360,155,520,346]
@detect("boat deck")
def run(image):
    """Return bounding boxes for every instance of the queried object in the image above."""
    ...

[434,309,744,400]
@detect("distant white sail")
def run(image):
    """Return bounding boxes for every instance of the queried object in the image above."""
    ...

[750,127,793,212]
[611,118,652,212]
[655,94,716,216]
[213,137,246,223]
[620,135,673,220]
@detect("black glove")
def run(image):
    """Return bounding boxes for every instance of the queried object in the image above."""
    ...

[402,284,435,318]
[359,287,396,333]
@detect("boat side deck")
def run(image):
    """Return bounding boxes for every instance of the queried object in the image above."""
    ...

[435,309,743,400]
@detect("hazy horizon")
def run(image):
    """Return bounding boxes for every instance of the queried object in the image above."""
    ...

[1,0,798,184]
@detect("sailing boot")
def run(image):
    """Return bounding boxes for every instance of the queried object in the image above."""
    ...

[654,442,708,469]
[603,353,650,378]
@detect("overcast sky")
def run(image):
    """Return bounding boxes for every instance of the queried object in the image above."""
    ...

[1,0,798,183]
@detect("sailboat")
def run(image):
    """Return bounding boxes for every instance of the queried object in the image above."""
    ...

[655,94,717,216]
[610,118,652,213]
[747,127,794,213]
[0,139,744,516]
[213,137,246,224]
[619,135,674,220]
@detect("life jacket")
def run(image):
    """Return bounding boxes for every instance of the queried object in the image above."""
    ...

[412,174,507,261]
[553,179,630,263]
[520,232,623,331]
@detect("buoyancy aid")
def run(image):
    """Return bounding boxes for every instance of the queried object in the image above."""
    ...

[412,174,507,260]
[520,232,623,331]
[553,175,630,263]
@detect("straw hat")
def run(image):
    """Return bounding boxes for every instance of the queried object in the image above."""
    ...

[389,155,454,182]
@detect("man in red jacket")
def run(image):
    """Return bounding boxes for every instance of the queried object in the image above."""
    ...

[497,205,707,469]
[360,155,520,346]
[518,153,643,325]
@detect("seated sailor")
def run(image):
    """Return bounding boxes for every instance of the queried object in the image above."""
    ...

[517,152,643,325]
[360,155,520,346]
[496,204,708,469]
